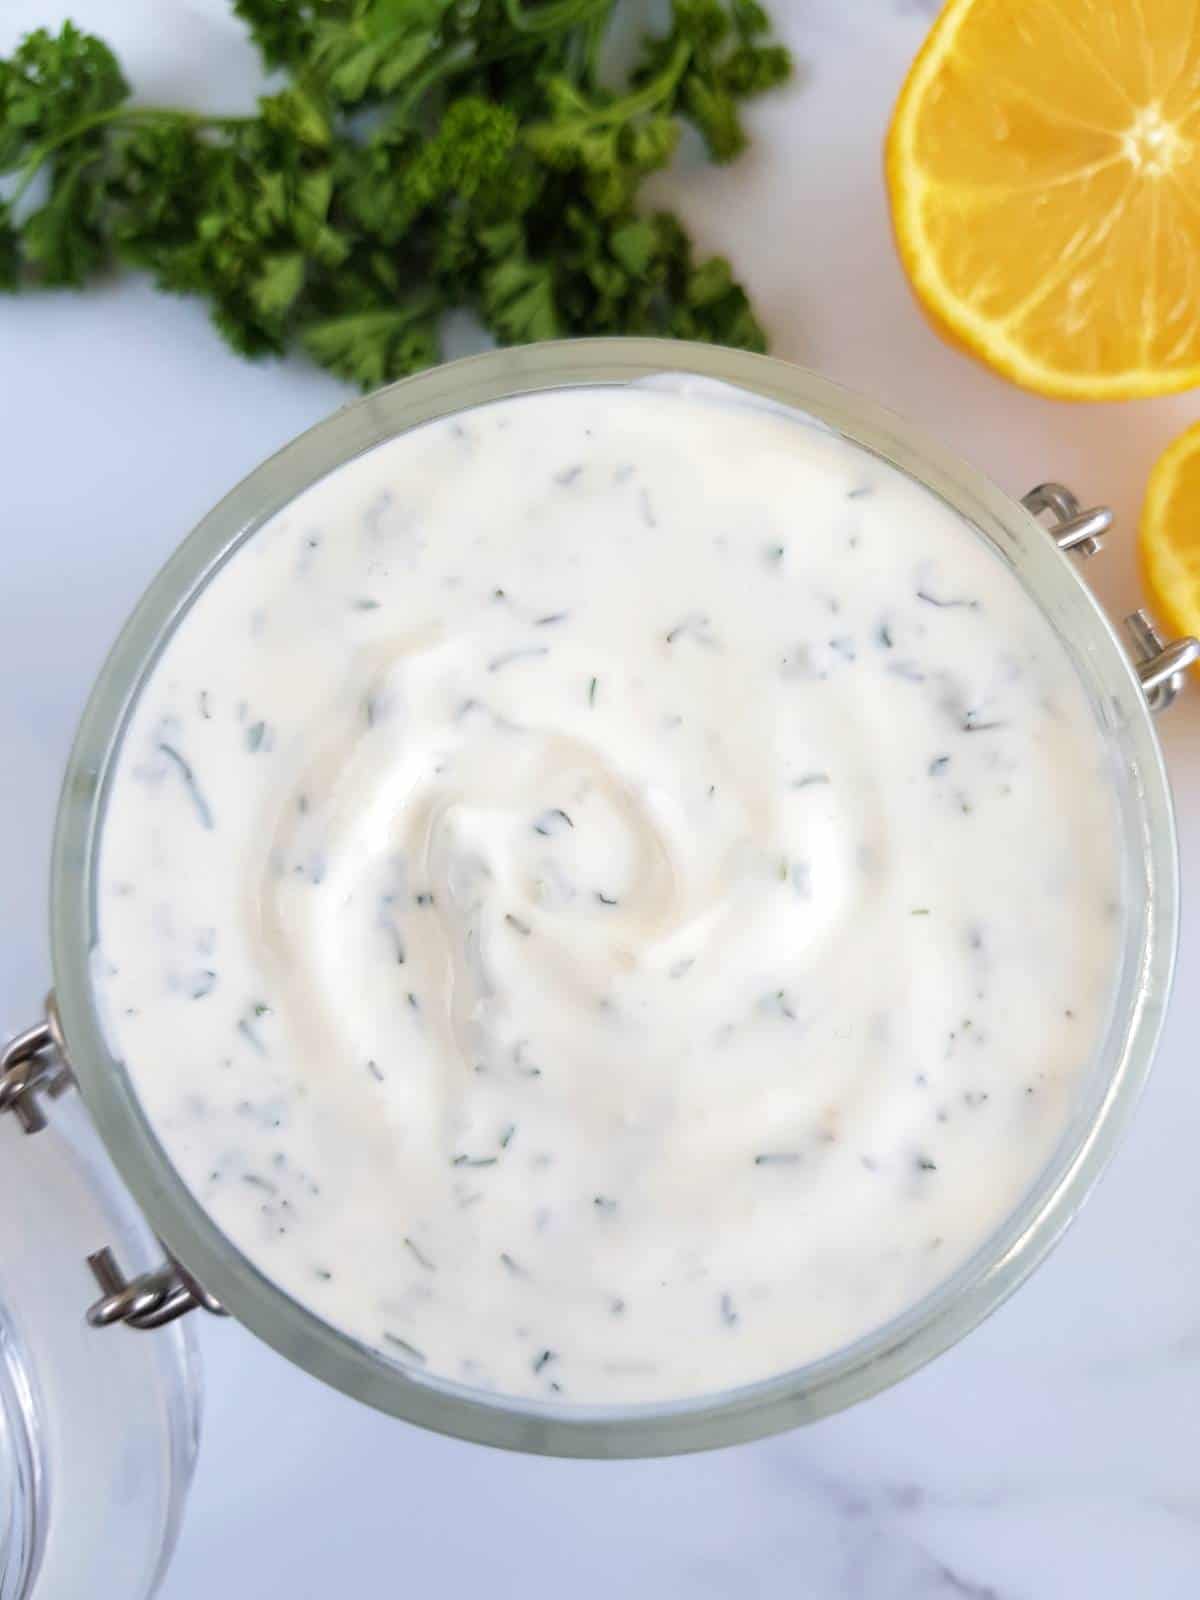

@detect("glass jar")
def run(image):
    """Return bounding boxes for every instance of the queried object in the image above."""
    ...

[0,1064,200,1598]
[6,339,1193,1468]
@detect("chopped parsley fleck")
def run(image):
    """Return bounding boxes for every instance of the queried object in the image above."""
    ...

[383,1333,426,1364]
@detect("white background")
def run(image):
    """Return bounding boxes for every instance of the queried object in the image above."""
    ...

[3,2,1200,1595]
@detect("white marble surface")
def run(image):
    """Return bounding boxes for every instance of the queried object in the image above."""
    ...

[3,2,1200,1595]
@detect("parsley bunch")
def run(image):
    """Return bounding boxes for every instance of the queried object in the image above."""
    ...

[0,2,790,387]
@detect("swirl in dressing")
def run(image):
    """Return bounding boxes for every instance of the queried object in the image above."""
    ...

[95,383,1121,1400]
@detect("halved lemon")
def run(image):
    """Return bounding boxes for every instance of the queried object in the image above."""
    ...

[1141,420,1200,648]
[887,0,1200,400]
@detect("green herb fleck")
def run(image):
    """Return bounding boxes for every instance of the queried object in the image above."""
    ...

[917,588,979,610]
[403,1236,435,1271]
[532,807,573,835]
[489,646,549,673]
[383,1332,426,1364]
[765,989,796,1020]
[237,1013,267,1054]
[158,741,213,829]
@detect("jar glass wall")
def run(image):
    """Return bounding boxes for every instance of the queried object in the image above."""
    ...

[0,1093,201,1596]
[48,340,1178,1457]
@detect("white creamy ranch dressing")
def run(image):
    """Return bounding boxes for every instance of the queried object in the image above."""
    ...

[95,381,1121,1402]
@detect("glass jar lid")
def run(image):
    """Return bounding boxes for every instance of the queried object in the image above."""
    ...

[0,1065,201,1598]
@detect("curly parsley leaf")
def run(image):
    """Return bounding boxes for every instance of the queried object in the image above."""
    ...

[635,0,791,161]
[0,21,127,171]
[21,150,110,284]
[302,290,443,387]
[0,5,791,386]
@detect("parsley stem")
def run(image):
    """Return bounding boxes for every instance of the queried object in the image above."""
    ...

[533,38,692,133]
[503,0,615,34]
[386,41,479,129]
[11,104,250,209]
[604,39,693,122]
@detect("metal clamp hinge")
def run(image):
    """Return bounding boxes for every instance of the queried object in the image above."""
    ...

[1023,481,1199,713]
[0,995,72,1133]
[1021,482,1111,558]
[2,1000,227,1330]
[86,1246,228,1331]
[1123,608,1200,714]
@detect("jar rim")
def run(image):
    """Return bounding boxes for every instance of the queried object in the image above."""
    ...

[49,339,1180,1456]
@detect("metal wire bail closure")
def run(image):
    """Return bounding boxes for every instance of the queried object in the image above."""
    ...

[1022,482,1200,713]
[86,1246,228,1331]
[1,995,227,1330]
[0,994,71,1133]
